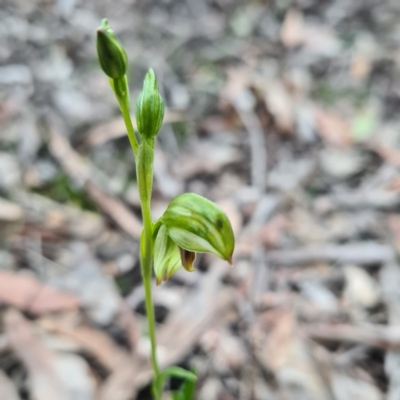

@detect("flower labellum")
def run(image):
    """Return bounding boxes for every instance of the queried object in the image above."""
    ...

[135,68,164,141]
[96,19,128,79]
[179,248,196,272]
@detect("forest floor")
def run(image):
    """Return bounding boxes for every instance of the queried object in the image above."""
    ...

[1,0,400,399]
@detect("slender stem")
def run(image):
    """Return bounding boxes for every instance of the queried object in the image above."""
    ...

[120,102,139,155]
[140,173,162,400]
[141,200,160,372]
[112,76,139,155]
[143,276,160,370]
[135,144,161,400]
[117,76,160,400]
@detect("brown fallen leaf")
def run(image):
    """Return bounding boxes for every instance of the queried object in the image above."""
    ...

[0,197,23,239]
[260,214,288,248]
[171,141,242,180]
[281,9,305,48]
[372,144,400,167]
[200,327,247,373]
[46,118,142,239]
[251,310,333,399]
[267,241,395,266]
[5,310,96,400]
[220,66,268,189]
[315,108,352,146]
[304,323,400,351]
[15,190,106,240]
[0,99,18,124]
[77,262,234,399]
[40,315,144,400]
[200,115,241,132]
[85,181,142,239]
[4,309,68,400]
[263,310,297,369]
[351,54,371,79]
[302,25,340,56]
[155,260,235,362]
[0,271,80,315]
[114,302,140,356]
[265,81,295,135]
[40,317,136,371]
[387,176,400,192]
[0,197,23,221]
[221,67,252,102]
[388,215,400,254]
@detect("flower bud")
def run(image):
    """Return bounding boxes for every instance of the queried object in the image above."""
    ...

[96,19,128,79]
[135,69,164,140]
[161,193,234,263]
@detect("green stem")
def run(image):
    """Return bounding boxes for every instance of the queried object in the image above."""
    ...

[120,102,139,155]
[140,200,161,376]
[137,148,161,400]
[117,75,161,400]
[112,76,139,155]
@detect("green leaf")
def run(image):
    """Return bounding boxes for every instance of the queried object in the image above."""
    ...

[160,366,197,382]
[96,19,128,79]
[153,225,182,284]
[135,68,164,140]
[171,368,197,400]
[153,366,197,398]
[351,109,376,142]
[161,193,234,263]
[136,140,154,205]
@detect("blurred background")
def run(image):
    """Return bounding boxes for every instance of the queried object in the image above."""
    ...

[1,0,400,399]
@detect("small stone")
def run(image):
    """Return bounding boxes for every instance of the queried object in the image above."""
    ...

[343,265,380,309]
[0,152,21,189]
[300,281,338,312]
[320,147,366,179]
[198,378,223,400]
[0,64,32,85]
[332,372,383,400]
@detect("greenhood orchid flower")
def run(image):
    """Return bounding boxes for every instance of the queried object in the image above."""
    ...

[153,193,235,283]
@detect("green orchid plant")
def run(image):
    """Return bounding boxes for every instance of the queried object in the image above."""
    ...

[96,19,235,400]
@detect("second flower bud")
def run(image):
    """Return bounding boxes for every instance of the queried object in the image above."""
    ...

[135,69,164,141]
